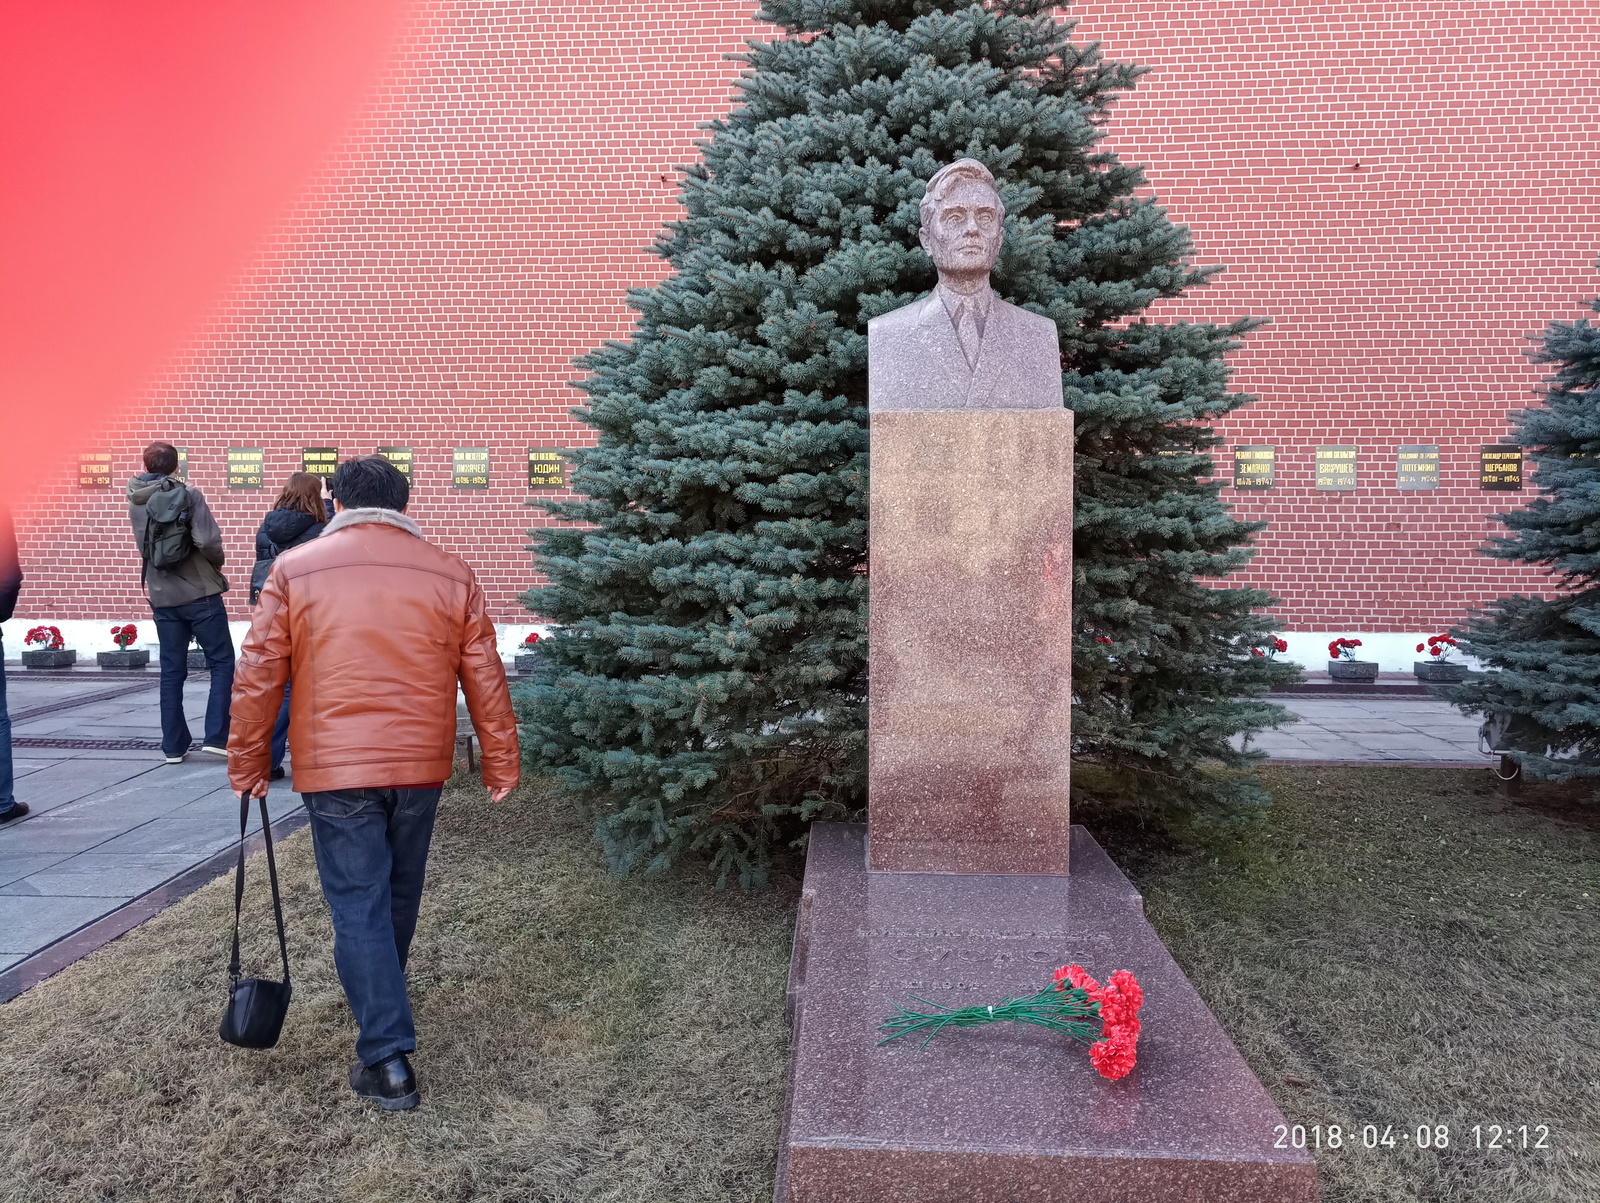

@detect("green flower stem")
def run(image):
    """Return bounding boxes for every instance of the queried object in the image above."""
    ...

[877,986,1102,1051]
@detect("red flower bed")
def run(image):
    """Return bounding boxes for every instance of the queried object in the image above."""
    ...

[25,625,65,651]
[1328,637,1363,661]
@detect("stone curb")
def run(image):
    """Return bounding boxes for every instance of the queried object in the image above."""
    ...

[0,807,309,1005]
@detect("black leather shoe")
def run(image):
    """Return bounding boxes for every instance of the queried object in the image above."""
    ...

[269,766,286,781]
[0,802,30,825]
[350,1053,419,1110]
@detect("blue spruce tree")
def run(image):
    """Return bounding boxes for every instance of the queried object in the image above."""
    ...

[518,0,1293,886]
[1449,286,1600,782]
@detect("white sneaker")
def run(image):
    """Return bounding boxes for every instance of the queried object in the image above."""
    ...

[199,745,229,758]
[164,753,186,765]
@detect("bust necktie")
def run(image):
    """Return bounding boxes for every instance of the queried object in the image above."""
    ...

[955,300,981,369]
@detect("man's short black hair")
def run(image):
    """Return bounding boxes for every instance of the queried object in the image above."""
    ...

[142,442,179,475]
[330,455,410,512]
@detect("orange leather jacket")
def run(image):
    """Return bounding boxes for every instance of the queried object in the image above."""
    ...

[228,507,520,795]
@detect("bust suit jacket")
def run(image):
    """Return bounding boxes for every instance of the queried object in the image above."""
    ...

[867,290,1064,412]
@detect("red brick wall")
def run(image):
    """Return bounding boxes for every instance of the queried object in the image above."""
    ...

[1070,0,1600,628]
[14,0,1599,631]
[12,0,765,625]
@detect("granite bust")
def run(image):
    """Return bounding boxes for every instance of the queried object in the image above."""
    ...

[868,159,1065,412]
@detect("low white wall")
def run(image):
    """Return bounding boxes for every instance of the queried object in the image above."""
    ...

[2,620,1470,673]
[2,618,554,661]
[1276,631,1474,674]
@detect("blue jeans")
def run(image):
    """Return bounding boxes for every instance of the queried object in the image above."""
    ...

[270,682,291,771]
[151,594,236,756]
[303,787,441,1066]
[0,636,13,815]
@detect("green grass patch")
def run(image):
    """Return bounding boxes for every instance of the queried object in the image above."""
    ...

[0,766,1594,1201]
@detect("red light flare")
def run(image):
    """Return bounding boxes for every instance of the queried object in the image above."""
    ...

[0,0,420,505]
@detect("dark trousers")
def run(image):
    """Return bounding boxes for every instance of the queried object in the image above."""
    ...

[303,787,442,1066]
[270,682,292,770]
[0,637,13,814]
[151,594,236,756]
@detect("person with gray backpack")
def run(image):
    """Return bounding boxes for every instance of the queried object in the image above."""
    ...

[127,441,235,763]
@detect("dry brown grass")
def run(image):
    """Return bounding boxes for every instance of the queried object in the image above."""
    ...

[3,766,1595,1202]
[0,776,798,1203]
[1093,766,1600,1203]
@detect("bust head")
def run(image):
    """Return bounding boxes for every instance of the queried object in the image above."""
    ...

[918,159,1005,291]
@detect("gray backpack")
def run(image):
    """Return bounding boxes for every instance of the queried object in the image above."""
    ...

[141,480,194,580]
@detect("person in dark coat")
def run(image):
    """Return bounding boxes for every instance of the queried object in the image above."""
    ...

[0,503,25,823]
[252,472,332,777]
[128,442,235,763]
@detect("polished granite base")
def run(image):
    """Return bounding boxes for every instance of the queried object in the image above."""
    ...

[869,410,1074,874]
[775,823,1319,1202]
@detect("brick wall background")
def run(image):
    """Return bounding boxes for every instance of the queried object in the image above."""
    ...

[1070,0,1600,628]
[11,0,1599,633]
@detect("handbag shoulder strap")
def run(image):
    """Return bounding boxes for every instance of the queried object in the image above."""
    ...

[228,792,291,987]
[258,794,290,986]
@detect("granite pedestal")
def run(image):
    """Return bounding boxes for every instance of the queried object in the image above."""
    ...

[869,409,1074,874]
[775,824,1318,1202]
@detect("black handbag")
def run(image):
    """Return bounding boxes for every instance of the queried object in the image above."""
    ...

[219,792,292,1049]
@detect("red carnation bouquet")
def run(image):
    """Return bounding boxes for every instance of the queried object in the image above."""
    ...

[1252,635,1289,659]
[109,623,138,649]
[25,625,65,651]
[523,632,541,646]
[1328,637,1362,660]
[878,964,1146,1081]
[1416,633,1458,661]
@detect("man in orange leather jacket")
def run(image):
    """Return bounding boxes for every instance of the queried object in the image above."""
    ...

[229,454,519,1110]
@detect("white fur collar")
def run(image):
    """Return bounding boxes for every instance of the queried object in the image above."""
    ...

[324,507,424,538]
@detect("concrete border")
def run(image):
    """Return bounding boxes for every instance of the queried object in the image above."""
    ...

[0,808,309,1004]
[1262,758,1489,769]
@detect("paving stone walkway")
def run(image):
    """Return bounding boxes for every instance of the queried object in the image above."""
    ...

[2,671,302,972]
[1247,695,1489,763]
[0,672,1490,979]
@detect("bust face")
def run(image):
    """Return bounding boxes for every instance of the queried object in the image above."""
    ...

[919,178,1003,279]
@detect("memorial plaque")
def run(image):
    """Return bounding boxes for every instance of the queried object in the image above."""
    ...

[174,447,189,482]
[527,447,567,489]
[452,447,490,489]
[1396,444,1439,490]
[1480,445,1524,490]
[77,451,113,488]
[1315,445,1357,491]
[301,446,339,477]
[226,447,265,489]
[1232,445,1275,489]
[376,445,414,482]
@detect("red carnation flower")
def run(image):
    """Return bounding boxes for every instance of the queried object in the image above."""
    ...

[1089,1035,1138,1079]
[524,632,541,645]
[883,963,1144,1079]
[1055,965,1145,1081]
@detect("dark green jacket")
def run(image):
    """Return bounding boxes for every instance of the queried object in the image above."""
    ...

[126,474,229,608]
